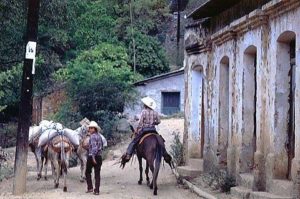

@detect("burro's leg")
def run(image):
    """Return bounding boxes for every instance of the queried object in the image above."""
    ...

[63,150,70,192]
[145,162,150,185]
[138,156,143,185]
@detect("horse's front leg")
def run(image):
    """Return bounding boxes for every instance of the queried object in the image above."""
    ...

[79,150,87,183]
[145,162,150,185]
[149,163,154,189]
[36,148,43,180]
[33,151,41,180]
[138,156,143,185]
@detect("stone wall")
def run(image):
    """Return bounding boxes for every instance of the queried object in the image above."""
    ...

[32,88,66,125]
[184,0,300,195]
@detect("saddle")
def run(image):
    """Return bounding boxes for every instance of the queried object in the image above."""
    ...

[50,135,73,153]
[138,132,165,147]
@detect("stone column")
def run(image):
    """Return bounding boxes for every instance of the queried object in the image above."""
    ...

[253,21,269,191]
[227,37,238,178]
[292,62,300,197]
[183,55,190,165]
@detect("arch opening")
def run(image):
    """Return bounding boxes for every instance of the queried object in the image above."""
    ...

[218,56,230,167]
[240,45,257,173]
[274,31,296,179]
[190,65,205,158]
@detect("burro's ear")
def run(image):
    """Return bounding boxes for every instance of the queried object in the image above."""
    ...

[129,124,135,133]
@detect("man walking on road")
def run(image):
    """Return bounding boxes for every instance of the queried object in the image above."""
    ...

[85,121,103,195]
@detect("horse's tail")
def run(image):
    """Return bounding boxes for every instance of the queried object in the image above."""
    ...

[60,136,67,174]
[153,139,163,186]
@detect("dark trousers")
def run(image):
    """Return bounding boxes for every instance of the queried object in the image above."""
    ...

[85,155,102,193]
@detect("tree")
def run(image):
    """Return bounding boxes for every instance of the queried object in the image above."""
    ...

[55,43,141,116]
[0,64,22,120]
[126,30,169,77]
[115,0,171,77]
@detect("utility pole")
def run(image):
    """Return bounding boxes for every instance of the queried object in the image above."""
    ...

[13,0,40,195]
[176,0,181,67]
[177,0,181,44]
[130,0,136,73]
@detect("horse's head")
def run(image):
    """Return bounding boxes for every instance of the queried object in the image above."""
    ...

[129,124,135,133]
[76,125,88,137]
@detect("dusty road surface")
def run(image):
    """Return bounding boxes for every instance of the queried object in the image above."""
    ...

[0,118,200,199]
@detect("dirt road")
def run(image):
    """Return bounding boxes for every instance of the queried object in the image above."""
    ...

[0,119,200,199]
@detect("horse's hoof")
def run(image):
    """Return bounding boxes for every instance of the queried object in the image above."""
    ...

[55,183,59,188]
[44,177,48,181]
[138,180,142,185]
[37,174,41,181]
[80,179,84,183]
[147,181,150,186]
[153,188,157,195]
[63,187,67,192]
[149,184,153,189]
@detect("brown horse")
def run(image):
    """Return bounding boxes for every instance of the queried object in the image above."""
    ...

[128,125,164,195]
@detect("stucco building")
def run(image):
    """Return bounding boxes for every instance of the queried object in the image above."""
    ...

[124,69,185,118]
[183,0,300,198]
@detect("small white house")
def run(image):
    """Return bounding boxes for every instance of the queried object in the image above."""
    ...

[124,68,184,118]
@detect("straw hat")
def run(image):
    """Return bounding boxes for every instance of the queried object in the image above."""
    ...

[141,96,156,110]
[88,121,101,132]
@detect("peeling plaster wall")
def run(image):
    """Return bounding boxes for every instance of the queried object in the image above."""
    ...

[236,28,263,174]
[184,0,300,193]
[268,7,300,182]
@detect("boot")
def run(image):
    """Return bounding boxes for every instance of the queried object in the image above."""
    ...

[120,153,131,169]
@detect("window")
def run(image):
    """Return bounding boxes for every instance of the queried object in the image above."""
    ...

[161,92,180,115]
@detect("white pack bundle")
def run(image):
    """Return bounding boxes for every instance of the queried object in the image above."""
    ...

[38,128,58,147]
[100,134,107,148]
[28,126,42,142]
[39,120,53,131]
[63,128,80,146]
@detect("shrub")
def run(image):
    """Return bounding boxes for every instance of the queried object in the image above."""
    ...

[0,123,18,148]
[202,165,236,193]
[170,131,184,166]
[0,147,13,181]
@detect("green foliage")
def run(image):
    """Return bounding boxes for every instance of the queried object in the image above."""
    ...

[0,64,22,112]
[115,0,170,38]
[0,1,26,70]
[51,100,82,130]
[55,43,140,137]
[126,30,169,77]
[0,123,18,148]
[1,0,171,121]
[72,1,118,50]
[170,131,184,166]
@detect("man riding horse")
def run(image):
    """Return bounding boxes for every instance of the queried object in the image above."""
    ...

[121,96,172,167]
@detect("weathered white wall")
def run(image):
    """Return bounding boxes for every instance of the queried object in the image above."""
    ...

[184,0,300,194]
[124,73,185,118]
